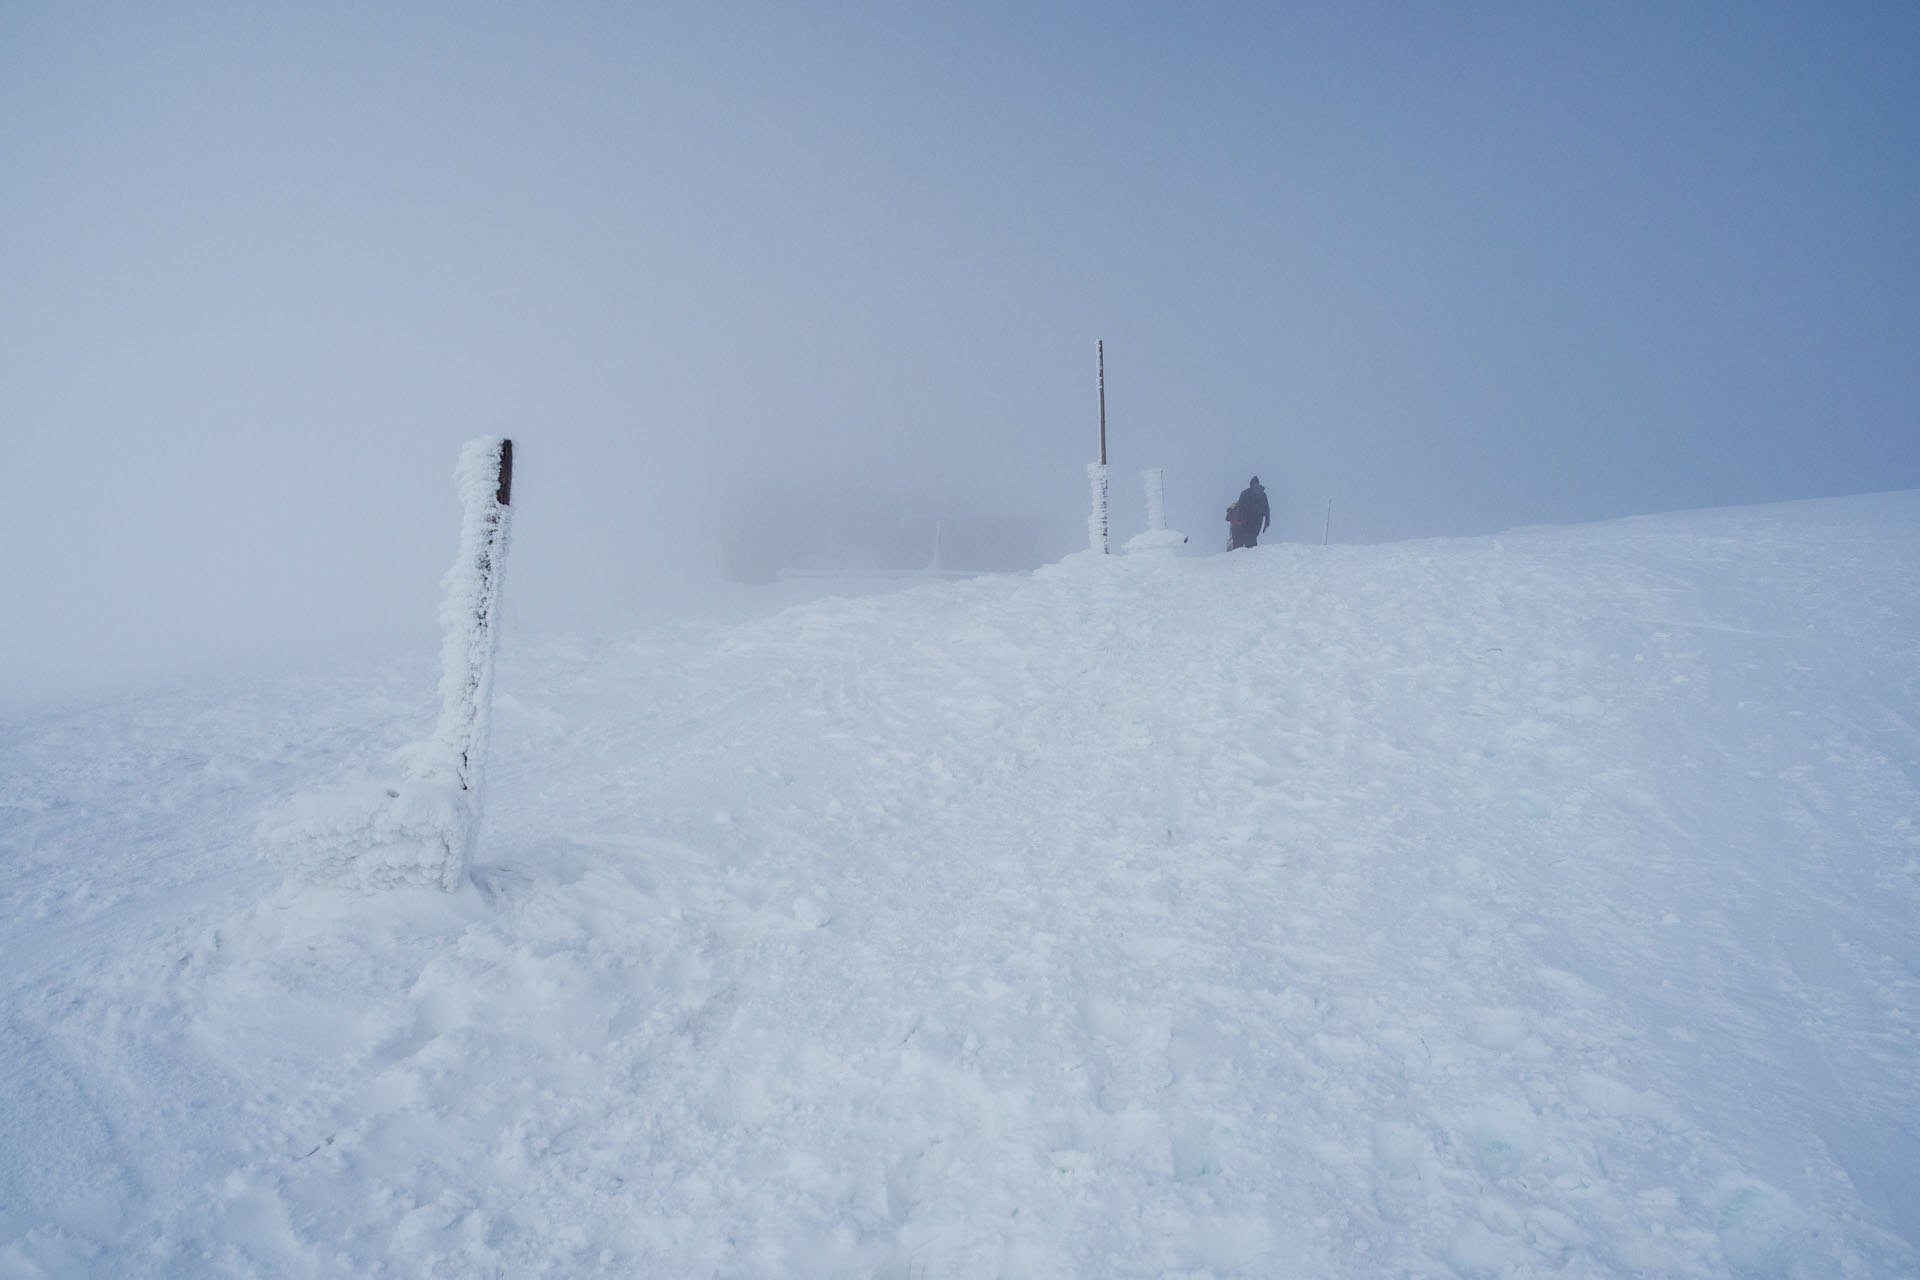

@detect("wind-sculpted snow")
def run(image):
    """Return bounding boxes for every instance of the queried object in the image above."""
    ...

[3,493,1918,1276]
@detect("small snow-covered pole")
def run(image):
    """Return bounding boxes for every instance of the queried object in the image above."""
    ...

[1123,466,1185,554]
[1323,498,1331,546]
[1142,467,1166,532]
[431,437,515,794]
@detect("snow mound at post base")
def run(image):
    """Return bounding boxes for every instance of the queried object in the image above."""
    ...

[255,773,474,893]
[1123,528,1188,554]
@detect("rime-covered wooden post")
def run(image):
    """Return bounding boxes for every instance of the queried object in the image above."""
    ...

[256,436,519,893]
[431,437,514,794]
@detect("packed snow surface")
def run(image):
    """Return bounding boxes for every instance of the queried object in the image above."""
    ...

[4,493,1918,1277]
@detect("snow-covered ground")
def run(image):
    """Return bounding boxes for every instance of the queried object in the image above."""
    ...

[3,492,1917,1278]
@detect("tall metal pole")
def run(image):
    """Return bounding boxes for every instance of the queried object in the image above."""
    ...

[1097,340,1108,466]
[1091,340,1109,553]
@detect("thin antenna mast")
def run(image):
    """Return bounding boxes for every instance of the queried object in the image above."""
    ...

[1097,340,1108,466]
[1323,498,1331,546]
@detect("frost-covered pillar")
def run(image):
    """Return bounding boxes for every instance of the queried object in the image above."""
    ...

[1142,467,1166,532]
[257,437,517,894]
[1087,461,1110,554]
[427,437,515,794]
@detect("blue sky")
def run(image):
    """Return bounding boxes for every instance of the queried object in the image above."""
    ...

[3,2,1917,703]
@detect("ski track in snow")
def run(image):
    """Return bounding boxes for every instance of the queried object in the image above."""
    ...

[3,493,1918,1277]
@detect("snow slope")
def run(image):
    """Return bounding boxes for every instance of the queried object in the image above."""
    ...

[3,492,1917,1277]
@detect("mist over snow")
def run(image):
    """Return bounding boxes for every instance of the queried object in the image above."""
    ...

[6,5,1920,708]
[3,491,1917,1277]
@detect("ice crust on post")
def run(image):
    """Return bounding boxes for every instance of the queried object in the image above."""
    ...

[257,437,513,893]
[424,436,514,794]
[1087,461,1110,554]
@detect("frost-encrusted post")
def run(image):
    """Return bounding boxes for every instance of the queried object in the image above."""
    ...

[256,437,517,894]
[1123,466,1186,555]
[430,437,514,794]
[1087,462,1110,554]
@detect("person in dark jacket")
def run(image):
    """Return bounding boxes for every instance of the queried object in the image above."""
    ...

[1228,476,1270,549]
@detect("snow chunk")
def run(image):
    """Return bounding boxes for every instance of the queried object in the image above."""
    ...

[256,777,475,893]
